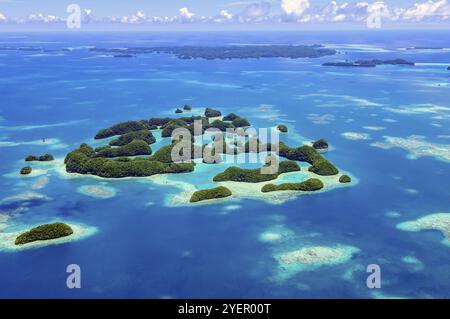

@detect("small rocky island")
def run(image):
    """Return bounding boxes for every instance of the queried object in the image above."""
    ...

[262,178,324,192]
[312,139,329,150]
[277,125,288,133]
[26,154,54,162]
[20,166,32,175]
[323,59,414,68]
[339,175,352,183]
[15,222,74,245]
[190,186,232,203]
[63,106,353,204]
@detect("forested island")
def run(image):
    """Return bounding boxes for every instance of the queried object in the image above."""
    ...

[89,45,337,60]
[15,222,74,245]
[63,106,351,203]
[190,186,232,203]
[25,154,54,162]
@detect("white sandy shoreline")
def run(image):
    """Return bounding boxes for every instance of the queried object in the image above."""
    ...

[0,222,98,252]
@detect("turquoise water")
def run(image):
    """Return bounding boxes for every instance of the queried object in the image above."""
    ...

[0,31,449,298]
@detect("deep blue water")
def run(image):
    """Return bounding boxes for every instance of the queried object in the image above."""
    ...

[0,30,449,298]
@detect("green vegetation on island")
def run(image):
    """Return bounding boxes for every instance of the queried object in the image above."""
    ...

[339,175,352,183]
[312,139,329,150]
[96,140,152,158]
[213,161,300,183]
[175,108,183,114]
[183,104,192,111]
[15,222,74,245]
[25,154,54,162]
[232,117,251,127]
[223,113,240,121]
[95,120,154,139]
[65,143,194,178]
[148,117,172,127]
[204,108,222,118]
[277,125,288,133]
[207,119,234,132]
[109,130,156,146]
[20,166,32,175]
[161,117,209,137]
[323,59,414,68]
[261,178,324,193]
[278,143,338,176]
[90,45,337,60]
[190,186,232,203]
[65,106,345,203]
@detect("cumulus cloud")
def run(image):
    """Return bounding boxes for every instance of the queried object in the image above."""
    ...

[2,1,450,26]
[121,11,143,24]
[402,0,450,21]
[27,13,63,23]
[281,0,311,16]
[220,10,234,20]
[179,7,195,19]
[242,1,271,18]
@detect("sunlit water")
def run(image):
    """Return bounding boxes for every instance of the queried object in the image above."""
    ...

[0,31,449,298]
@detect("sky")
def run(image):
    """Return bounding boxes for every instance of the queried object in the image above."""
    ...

[0,0,449,30]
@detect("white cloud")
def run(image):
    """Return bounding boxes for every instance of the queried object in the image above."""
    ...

[242,1,271,18]
[281,0,310,16]
[332,13,346,21]
[402,0,449,21]
[2,1,450,26]
[179,7,195,19]
[220,10,234,20]
[27,13,63,23]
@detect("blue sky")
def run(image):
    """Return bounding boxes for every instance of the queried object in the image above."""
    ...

[0,0,421,16]
[1,0,449,30]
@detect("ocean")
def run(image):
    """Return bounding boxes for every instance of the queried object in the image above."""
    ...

[0,30,449,298]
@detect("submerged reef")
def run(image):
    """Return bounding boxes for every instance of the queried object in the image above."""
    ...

[190,186,232,203]
[278,246,359,267]
[274,245,360,280]
[77,185,117,199]
[15,222,73,246]
[371,135,450,163]
[397,213,450,247]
